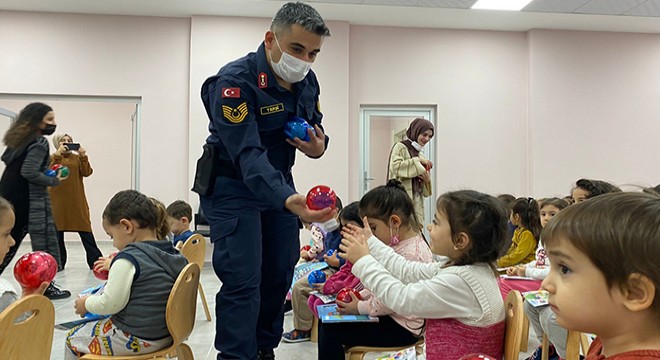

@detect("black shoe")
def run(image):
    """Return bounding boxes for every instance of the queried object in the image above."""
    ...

[44,282,71,300]
[257,349,275,360]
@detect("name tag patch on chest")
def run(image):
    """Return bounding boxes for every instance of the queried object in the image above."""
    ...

[260,103,284,116]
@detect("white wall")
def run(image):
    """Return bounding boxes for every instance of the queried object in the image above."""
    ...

[2,10,660,240]
[528,29,660,197]
[0,11,191,215]
[349,25,529,198]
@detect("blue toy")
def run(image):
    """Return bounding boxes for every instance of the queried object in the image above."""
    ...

[307,269,326,286]
[45,169,57,177]
[284,116,315,142]
[326,249,336,257]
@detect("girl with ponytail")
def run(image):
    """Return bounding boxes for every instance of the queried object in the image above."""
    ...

[497,197,542,268]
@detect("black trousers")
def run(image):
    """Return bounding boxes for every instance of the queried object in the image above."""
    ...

[317,315,420,360]
[56,231,103,269]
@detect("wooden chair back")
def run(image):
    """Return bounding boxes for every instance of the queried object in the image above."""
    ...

[180,233,206,269]
[0,294,55,360]
[504,290,524,360]
[345,338,425,360]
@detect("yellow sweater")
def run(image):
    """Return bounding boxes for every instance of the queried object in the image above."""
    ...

[497,227,537,268]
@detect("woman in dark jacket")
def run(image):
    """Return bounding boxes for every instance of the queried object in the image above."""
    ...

[0,102,71,299]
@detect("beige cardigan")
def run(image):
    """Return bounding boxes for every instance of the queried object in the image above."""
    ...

[388,142,432,225]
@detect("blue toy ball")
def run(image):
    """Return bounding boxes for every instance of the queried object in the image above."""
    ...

[307,269,326,286]
[326,249,336,257]
[45,169,57,177]
[284,117,315,142]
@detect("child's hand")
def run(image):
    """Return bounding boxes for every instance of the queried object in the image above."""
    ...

[506,267,517,276]
[515,266,527,277]
[74,296,89,317]
[21,281,49,298]
[93,257,111,272]
[338,218,372,264]
[312,282,325,292]
[336,292,360,315]
[323,252,340,267]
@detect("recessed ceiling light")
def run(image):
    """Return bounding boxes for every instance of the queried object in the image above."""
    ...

[471,0,533,11]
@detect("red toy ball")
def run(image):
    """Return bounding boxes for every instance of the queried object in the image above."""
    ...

[300,245,311,252]
[459,354,497,360]
[93,268,109,280]
[306,185,337,211]
[13,251,57,289]
[336,287,363,303]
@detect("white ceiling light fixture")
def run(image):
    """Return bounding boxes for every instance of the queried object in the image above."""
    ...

[471,0,534,11]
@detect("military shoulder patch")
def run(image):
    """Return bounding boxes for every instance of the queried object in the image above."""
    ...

[222,102,248,123]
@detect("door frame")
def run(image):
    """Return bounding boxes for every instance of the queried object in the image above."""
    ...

[359,105,437,229]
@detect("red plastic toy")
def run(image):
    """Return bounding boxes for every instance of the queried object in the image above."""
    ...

[13,251,57,289]
[306,185,337,210]
[336,287,363,303]
[459,354,497,360]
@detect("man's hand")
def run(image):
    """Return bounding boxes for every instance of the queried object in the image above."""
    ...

[285,194,336,223]
[286,124,325,158]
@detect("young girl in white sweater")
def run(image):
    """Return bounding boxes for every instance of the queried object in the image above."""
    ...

[340,190,509,360]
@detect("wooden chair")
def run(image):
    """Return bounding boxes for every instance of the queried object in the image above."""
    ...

[345,338,425,360]
[504,290,524,360]
[541,330,590,360]
[180,233,212,321]
[0,294,55,360]
[81,262,200,360]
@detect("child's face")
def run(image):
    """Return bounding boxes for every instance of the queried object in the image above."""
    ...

[168,216,187,235]
[542,237,628,336]
[540,205,561,228]
[0,210,16,263]
[427,210,454,256]
[510,212,521,227]
[572,187,590,203]
[103,218,135,250]
[367,217,394,245]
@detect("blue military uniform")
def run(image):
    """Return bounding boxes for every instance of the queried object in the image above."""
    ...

[200,42,327,360]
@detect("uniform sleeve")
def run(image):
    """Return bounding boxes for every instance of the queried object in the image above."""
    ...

[497,230,537,268]
[79,155,93,177]
[202,76,295,209]
[388,143,426,180]
[21,141,59,187]
[352,254,481,319]
[85,259,136,315]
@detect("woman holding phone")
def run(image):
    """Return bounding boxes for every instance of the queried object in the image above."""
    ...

[49,133,102,270]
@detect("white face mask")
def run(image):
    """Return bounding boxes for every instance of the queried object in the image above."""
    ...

[320,218,339,232]
[411,141,423,152]
[270,36,312,84]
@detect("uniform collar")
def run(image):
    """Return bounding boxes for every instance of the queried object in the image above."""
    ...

[256,42,310,90]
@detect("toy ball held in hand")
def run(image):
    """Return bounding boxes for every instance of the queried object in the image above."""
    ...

[93,268,109,281]
[284,116,315,142]
[307,269,326,286]
[336,287,363,303]
[306,185,337,210]
[49,164,69,178]
[13,251,57,289]
[459,355,497,360]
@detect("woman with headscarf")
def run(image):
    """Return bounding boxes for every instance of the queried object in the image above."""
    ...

[387,118,434,226]
[49,133,102,270]
[0,102,71,299]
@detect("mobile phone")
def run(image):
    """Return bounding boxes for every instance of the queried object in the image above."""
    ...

[64,143,80,151]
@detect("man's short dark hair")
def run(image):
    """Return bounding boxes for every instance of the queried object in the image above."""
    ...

[271,2,330,37]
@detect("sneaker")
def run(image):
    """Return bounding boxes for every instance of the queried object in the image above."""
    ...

[257,349,275,360]
[44,282,71,300]
[281,329,311,343]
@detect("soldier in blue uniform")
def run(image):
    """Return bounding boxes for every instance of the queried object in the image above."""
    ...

[195,3,333,359]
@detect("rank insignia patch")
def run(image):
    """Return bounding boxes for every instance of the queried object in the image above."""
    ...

[258,72,268,88]
[222,102,248,123]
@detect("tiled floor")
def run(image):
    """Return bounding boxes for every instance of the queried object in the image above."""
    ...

[1,240,539,360]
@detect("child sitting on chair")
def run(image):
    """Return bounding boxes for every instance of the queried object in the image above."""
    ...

[541,192,660,359]
[64,190,188,359]
[166,200,194,249]
[0,197,48,314]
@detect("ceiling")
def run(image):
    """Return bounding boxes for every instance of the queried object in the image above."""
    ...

[1,0,660,33]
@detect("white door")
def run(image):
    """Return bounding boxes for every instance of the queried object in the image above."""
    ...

[0,107,17,176]
[360,106,437,231]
